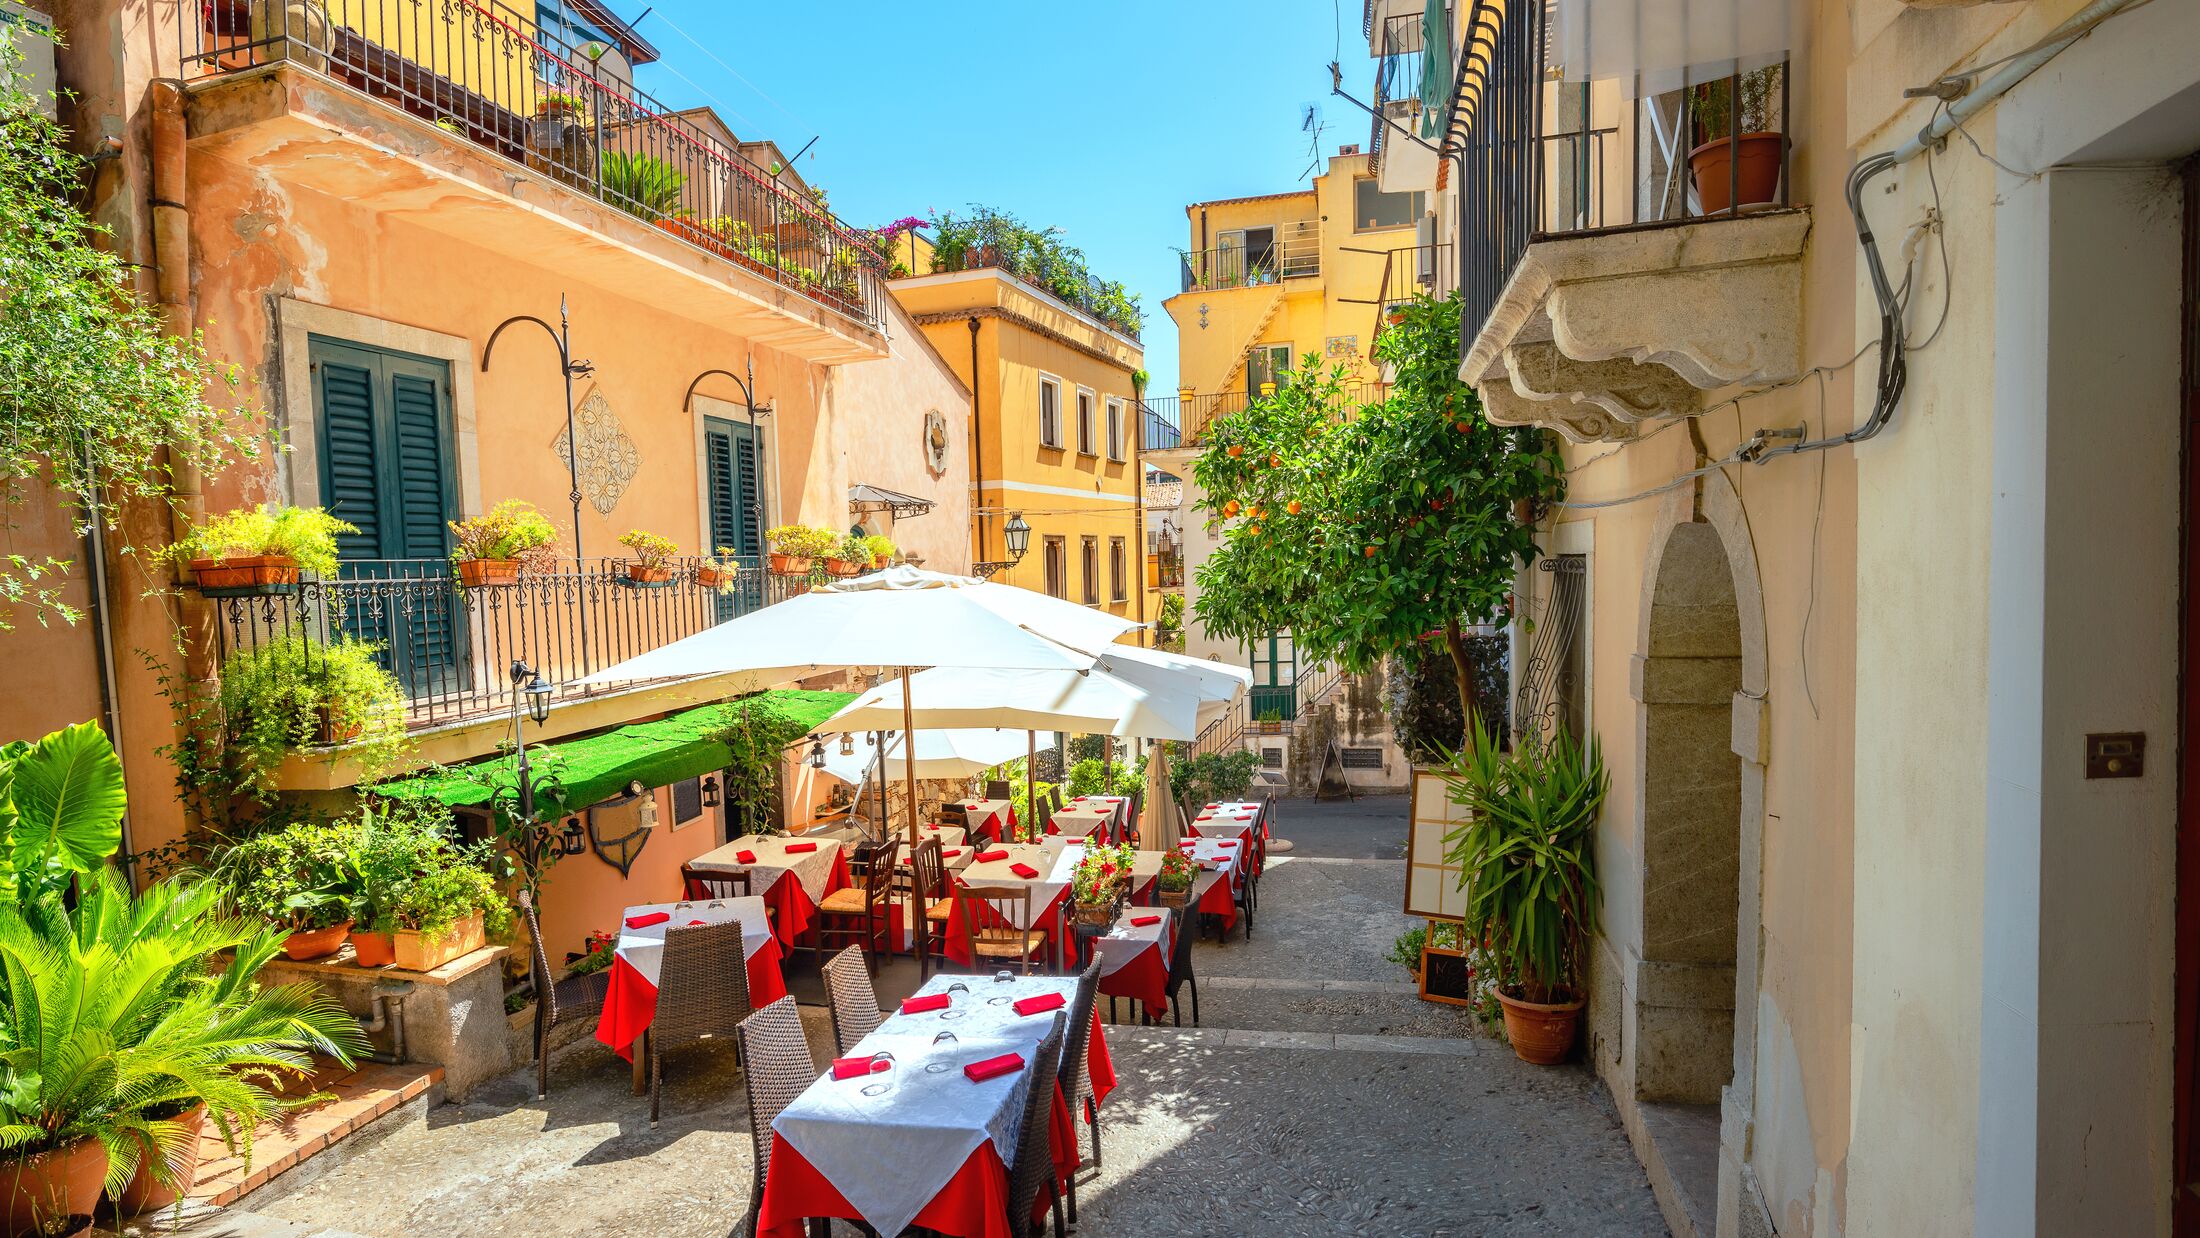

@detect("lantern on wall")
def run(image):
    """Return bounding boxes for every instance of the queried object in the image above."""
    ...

[1003,512,1032,565]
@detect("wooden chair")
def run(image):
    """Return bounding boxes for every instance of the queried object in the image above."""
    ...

[821,945,884,1055]
[814,837,901,971]
[939,801,970,830]
[736,997,825,1238]
[1004,1012,1070,1238]
[1162,902,1200,1027]
[681,864,752,902]
[649,919,751,1127]
[518,888,607,1102]
[953,884,1049,974]
[905,836,952,977]
[1060,959,1104,1215]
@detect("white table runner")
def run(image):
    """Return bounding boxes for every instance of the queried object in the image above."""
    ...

[1179,838,1244,898]
[689,833,844,904]
[612,896,770,988]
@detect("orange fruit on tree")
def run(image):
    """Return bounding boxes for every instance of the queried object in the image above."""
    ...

[1223,500,1240,517]
[1269,453,1281,467]
[1248,524,1261,535]
[1227,444,1245,458]
[1364,545,1378,557]
[1456,422,1472,434]
[1286,500,1302,515]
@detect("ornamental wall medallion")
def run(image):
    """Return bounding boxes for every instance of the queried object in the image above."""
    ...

[551,385,640,515]
[923,408,950,477]
[1325,335,1360,359]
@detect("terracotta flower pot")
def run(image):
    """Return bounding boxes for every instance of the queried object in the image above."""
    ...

[117,1104,208,1215]
[695,565,736,588]
[1496,990,1584,1065]
[825,558,862,578]
[350,929,396,967]
[0,1138,109,1235]
[282,920,353,962]
[1688,132,1785,213]
[624,563,674,586]
[455,557,521,588]
[392,911,486,972]
[187,554,298,591]
[768,553,811,575]
[312,705,362,746]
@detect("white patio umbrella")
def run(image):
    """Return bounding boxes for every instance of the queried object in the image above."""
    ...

[818,728,1039,784]
[581,567,1139,842]
[1097,645,1251,729]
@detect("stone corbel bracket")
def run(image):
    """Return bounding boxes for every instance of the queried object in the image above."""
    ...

[1462,210,1811,444]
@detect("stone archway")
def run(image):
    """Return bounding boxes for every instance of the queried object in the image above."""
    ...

[1633,521,1743,1102]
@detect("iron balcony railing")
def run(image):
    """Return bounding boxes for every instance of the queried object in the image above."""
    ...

[924,211,1142,339]
[204,557,808,732]
[1440,0,1793,343]
[1141,381,1382,449]
[1141,403,1182,453]
[1369,9,1434,176]
[1366,241,1454,357]
[177,0,890,332]
[1178,220,1321,293]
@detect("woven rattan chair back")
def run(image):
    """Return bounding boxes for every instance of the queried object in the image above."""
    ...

[985,779,1012,801]
[681,864,752,902]
[1165,901,1199,1026]
[1005,1012,1069,1238]
[822,946,885,1055]
[1062,958,1101,1114]
[955,883,1043,973]
[735,997,815,1229]
[649,919,750,1125]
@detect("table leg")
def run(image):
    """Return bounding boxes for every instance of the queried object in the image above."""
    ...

[630,1030,648,1095]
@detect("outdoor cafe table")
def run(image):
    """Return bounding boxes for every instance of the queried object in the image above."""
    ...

[951,797,1017,842]
[1089,905,1172,1017]
[1178,837,1245,932]
[595,896,786,1088]
[902,823,972,869]
[946,840,1166,968]
[1047,794,1126,840]
[686,833,850,948]
[757,972,1116,1238]
[1189,800,1263,841]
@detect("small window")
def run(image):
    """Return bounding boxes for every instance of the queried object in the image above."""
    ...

[1043,536,1066,598]
[672,777,704,828]
[1261,747,1284,769]
[1038,376,1063,449]
[1109,538,1127,602]
[1105,398,1125,460]
[1081,536,1099,605]
[1076,388,1097,456]
[1354,179,1426,231]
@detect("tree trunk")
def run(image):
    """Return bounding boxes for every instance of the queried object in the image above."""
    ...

[1442,617,1481,743]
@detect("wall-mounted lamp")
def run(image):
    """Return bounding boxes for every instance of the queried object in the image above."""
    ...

[1003,512,1032,565]
[807,737,826,769]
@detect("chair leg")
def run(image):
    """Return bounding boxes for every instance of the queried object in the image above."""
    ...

[1086,1098,1103,1169]
[536,1017,550,1101]
[1067,1175,1077,1224]
[1191,976,1200,1026]
[648,1036,662,1127]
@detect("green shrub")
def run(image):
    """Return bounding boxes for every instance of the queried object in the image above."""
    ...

[1167,748,1260,806]
[600,151,686,219]
[858,534,897,565]
[351,801,512,939]
[172,506,354,578]
[214,818,364,931]
[216,638,404,791]
[766,524,838,560]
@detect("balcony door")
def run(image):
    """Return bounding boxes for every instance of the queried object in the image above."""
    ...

[1247,344,1293,397]
[311,336,462,699]
[704,415,767,621]
[1250,632,1297,721]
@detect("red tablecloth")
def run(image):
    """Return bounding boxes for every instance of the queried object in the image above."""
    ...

[942,887,1067,969]
[595,935,787,1062]
[715,853,848,948]
[1095,935,1171,1017]
[1197,868,1239,931]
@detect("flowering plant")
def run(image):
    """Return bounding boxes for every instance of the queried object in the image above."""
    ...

[1070,842,1137,907]
[1156,848,1197,893]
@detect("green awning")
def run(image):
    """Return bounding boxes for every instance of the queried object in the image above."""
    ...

[375,689,855,814]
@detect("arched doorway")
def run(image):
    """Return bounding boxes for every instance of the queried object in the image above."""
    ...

[1635,521,1743,1103]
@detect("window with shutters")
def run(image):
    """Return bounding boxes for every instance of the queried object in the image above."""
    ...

[703,415,768,619]
[1081,537,1099,605]
[1109,538,1127,602]
[1042,536,1066,598]
[1076,388,1096,456]
[1038,375,1063,449]
[310,336,461,698]
[1105,398,1125,460]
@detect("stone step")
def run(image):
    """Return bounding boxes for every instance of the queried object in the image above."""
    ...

[184,1061,443,1209]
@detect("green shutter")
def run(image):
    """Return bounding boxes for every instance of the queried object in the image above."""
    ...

[317,353,383,562]
[704,416,766,620]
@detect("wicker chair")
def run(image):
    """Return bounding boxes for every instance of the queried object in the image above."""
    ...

[985,779,1012,801]
[518,888,607,1102]
[821,946,885,1056]
[735,997,819,1238]
[1005,1012,1069,1238]
[681,864,752,902]
[1059,959,1104,1213]
[954,884,1050,973]
[1123,788,1143,847]
[814,837,901,971]
[648,918,751,1127]
[905,836,952,977]
[1163,901,1200,1027]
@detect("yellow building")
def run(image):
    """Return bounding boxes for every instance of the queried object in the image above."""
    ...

[1147,149,1432,785]
[887,226,1153,638]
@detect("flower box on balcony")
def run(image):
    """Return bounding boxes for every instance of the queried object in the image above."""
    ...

[392,911,486,973]
[454,558,521,589]
[622,564,676,588]
[824,558,864,578]
[768,554,812,576]
[188,554,298,594]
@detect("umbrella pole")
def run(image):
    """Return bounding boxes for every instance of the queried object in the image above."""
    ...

[1026,730,1036,842]
[899,667,921,847]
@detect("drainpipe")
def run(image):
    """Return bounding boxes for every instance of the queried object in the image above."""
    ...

[356,980,413,1064]
[77,452,130,861]
[966,317,985,566]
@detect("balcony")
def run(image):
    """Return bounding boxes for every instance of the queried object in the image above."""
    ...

[1141,381,1383,451]
[1370,6,1446,190]
[176,0,890,359]
[1178,220,1321,292]
[915,208,1143,340]
[1365,241,1454,362]
[1445,0,1808,441]
[204,558,807,744]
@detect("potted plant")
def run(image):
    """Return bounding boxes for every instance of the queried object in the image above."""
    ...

[1069,842,1136,928]
[1443,718,1608,1065]
[362,804,512,971]
[1688,66,1785,213]
[825,531,873,578]
[217,635,403,772]
[172,505,353,593]
[448,498,558,588]
[695,545,745,589]
[1155,848,1197,909]
[1253,706,1286,735]
[217,819,366,960]
[616,529,679,586]
[600,150,687,224]
[857,533,897,571]
[765,526,827,575]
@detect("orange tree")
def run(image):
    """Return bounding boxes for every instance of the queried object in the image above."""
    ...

[1187,291,1564,727]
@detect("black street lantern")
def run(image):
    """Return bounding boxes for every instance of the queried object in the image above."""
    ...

[807,737,827,769]
[1003,512,1032,565]
[524,675,554,726]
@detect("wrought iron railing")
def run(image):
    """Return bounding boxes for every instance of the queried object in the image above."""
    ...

[1140,381,1381,449]
[203,557,809,731]
[1178,220,1321,293]
[1441,0,1792,342]
[176,0,889,332]
[923,210,1143,339]
[1367,241,1453,357]
[1370,10,1431,175]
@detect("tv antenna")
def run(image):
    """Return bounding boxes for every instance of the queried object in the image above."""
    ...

[1299,103,1328,181]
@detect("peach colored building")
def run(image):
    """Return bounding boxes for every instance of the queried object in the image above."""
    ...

[7,0,969,964]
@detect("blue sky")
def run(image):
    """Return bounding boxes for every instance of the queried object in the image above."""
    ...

[624,0,1380,386]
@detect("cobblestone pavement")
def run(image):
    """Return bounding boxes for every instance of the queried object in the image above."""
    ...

[188,796,1663,1238]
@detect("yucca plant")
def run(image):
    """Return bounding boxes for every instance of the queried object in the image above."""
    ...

[0,869,368,1200]
[1441,717,1607,1004]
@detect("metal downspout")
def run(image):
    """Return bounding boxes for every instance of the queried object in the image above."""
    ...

[967,317,985,566]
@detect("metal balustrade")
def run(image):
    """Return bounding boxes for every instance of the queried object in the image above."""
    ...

[1178,220,1321,293]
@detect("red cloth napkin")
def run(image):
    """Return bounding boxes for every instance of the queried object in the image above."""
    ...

[1218,840,1240,848]
[735,849,758,864]
[976,849,1009,862]
[964,1052,1024,1082]
[900,993,951,1015]
[942,849,963,859]
[1130,914,1162,927]
[925,824,941,832]
[686,919,707,926]
[1013,992,1065,1016]
[1009,862,1040,879]
[624,912,670,929]
[832,1056,888,1080]
[784,841,818,854]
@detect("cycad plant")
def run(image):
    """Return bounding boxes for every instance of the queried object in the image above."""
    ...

[0,869,367,1201]
[1442,716,1607,1004]
[599,150,687,221]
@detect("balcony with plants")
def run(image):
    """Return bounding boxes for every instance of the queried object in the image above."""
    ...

[175,0,890,356]
[1443,0,1807,442]
[918,206,1144,340]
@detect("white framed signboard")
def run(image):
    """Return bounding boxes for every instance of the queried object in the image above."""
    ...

[1404,765,1468,923]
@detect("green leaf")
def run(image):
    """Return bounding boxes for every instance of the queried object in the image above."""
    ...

[9,721,126,882]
